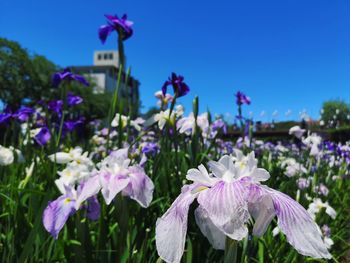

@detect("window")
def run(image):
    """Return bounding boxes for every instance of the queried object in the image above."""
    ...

[98,54,102,60]
[104,53,108,60]
[109,53,113,59]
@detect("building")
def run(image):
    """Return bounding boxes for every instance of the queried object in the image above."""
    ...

[71,50,140,113]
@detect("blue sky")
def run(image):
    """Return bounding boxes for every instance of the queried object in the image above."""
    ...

[1,0,349,122]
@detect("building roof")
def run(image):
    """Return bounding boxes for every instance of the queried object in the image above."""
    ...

[71,65,140,85]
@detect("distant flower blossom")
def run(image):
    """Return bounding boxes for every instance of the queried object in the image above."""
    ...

[99,14,133,43]
[280,158,307,177]
[33,127,51,146]
[156,150,331,262]
[235,91,251,105]
[52,68,89,87]
[67,93,83,106]
[141,142,159,156]
[177,112,209,136]
[297,178,310,190]
[307,198,336,220]
[0,145,14,166]
[0,112,12,125]
[47,100,63,114]
[289,126,305,139]
[155,90,173,109]
[14,107,35,122]
[162,73,190,98]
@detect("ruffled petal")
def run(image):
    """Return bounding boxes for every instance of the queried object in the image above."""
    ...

[186,164,218,186]
[123,166,154,208]
[156,184,198,263]
[197,181,249,240]
[268,187,331,259]
[195,206,225,250]
[100,172,130,205]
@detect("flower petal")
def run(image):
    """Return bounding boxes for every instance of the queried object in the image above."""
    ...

[42,195,76,239]
[268,188,332,259]
[247,185,275,237]
[75,175,101,209]
[194,206,225,250]
[156,184,198,263]
[100,172,130,205]
[123,166,154,208]
[98,24,114,44]
[197,181,249,240]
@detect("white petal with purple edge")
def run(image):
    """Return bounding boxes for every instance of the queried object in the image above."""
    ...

[124,167,154,208]
[156,184,199,263]
[100,173,130,205]
[267,187,332,259]
[75,175,101,210]
[195,206,225,250]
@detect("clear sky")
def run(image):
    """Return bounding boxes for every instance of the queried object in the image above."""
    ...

[1,0,349,122]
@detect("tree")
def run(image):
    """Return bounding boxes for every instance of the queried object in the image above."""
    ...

[321,100,350,128]
[0,38,58,108]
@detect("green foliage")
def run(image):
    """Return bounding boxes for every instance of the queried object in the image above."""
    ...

[0,38,58,108]
[321,100,350,127]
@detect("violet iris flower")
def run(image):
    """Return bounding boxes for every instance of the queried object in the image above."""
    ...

[0,112,12,125]
[43,184,100,239]
[14,106,35,122]
[156,150,331,263]
[141,142,159,157]
[67,92,83,106]
[162,73,190,98]
[235,91,251,105]
[34,127,51,146]
[99,14,134,43]
[52,68,89,87]
[47,100,63,114]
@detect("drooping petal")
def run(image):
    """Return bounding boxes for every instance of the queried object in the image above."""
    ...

[194,206,226,250]
[42,195,76,239]
[156,184,199,263]
[197,180,249,240]
[267,187,331,259]
[99,24,114,44]
[75,175,101,209]
[123,166,154,208]
[247,185,275,237]
[100,172,130,205]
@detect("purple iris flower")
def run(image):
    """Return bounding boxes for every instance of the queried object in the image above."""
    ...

[0,112,12,125]
[63,118,84,132]
[67,92,83,106]
[141,142,159,156]
[162,73,190,98]
[34,126,51,146]
[99,14,134,43]
[14,106,35,122]
[156,150,331,262]
[52,68,89,87]
[43,184,100,239]
[235,91,251,105]
[47,100,63,114]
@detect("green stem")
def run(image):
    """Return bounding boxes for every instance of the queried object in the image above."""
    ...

[224,238,238,263]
